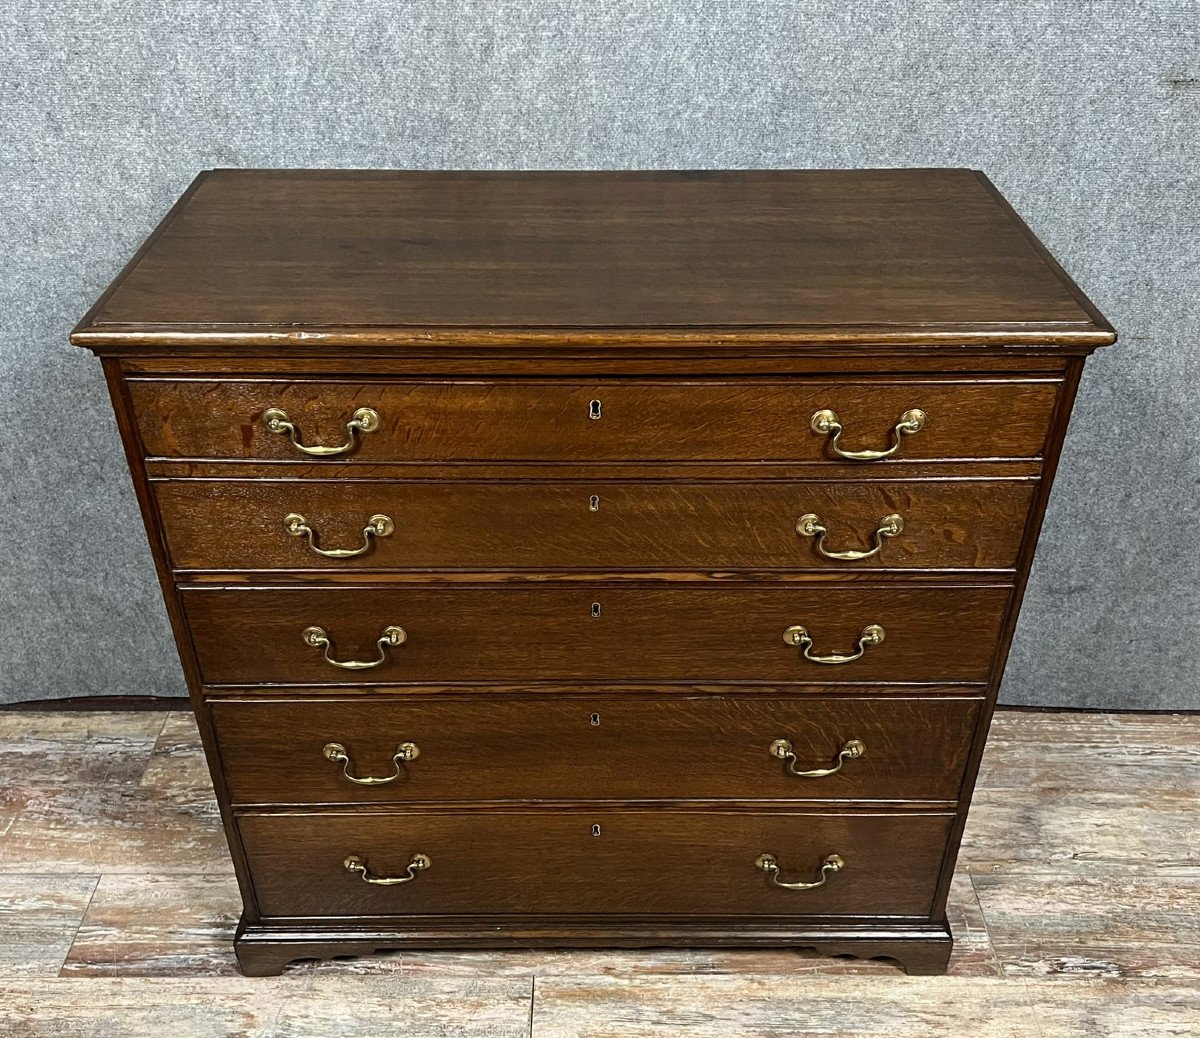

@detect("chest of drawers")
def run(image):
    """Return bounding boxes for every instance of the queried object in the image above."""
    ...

[74,168,1113,976]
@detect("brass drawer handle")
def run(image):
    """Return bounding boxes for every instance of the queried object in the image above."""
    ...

[343,853,430,886]
[783,624,885,665]
[811,408,925,461]
[797,513,904,561]
[323,741,420,785]
[285,513,395,558]
[303,625,406,670]
[756,852,844,891]
[770,738,865,777]
[263,406,380,456]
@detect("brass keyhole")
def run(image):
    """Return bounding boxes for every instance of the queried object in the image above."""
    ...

[591,824,602,837]
[591,602,602,618]
[589,494,600,512]
[590,712,601,726]
[589,399,602,420]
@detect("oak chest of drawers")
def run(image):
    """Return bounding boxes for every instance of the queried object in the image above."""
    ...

[74,168,1114,976]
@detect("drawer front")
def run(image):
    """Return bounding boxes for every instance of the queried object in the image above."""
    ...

[157,478,1034,573]
[211,694,981,805]
[182,584,1009,685]
[129,378,1060,463]
[239,808,953,917]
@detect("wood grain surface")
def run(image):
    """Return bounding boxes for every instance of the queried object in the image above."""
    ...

[128,377,1062,463]
[180,584,1011,685]
[237,808,953,917]
[971,872,1200,980]
[155,477,1035,574]
[0,976,534,1037]
[70,169,1114,346]
[61,875,240,977]
[526,975,1198,1038]
[209,693,981,805]
[0,876,99,977]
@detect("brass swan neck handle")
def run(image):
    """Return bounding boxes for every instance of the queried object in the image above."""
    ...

[285,513,394,559]
[796,513,904,561]
[811,408,925,461]
[264,406,380,457]
[343,853,430,886]
[783,624,885,665]
[770,738,865,778]
[323,741,420,785]
[303,625,407,670]
[756,852,845,891]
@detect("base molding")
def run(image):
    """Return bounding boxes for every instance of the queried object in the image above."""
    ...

[233,917,953,977]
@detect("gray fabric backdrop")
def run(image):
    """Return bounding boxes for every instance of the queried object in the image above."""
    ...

[1,1,1196,708]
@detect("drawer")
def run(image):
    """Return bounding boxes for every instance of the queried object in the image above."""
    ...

[239,808,954,918]
[129,378,1060,463]
[210,694,981,805]
[157,478,1034,573]
[182,584,1010,685]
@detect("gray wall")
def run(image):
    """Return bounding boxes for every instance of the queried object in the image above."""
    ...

[1,2,1196,709]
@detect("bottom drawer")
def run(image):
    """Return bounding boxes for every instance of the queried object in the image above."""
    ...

[240,809,953,918]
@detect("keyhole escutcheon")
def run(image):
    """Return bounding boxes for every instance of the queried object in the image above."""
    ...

[589,399,602,420]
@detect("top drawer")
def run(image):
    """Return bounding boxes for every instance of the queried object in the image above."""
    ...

[127,378,1061,464]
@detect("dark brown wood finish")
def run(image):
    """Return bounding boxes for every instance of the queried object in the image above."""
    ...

[231,919,955,976]
[202,681,980,700]
[155,477,1035,574]
[72,169,1113,347]
[238,808,954,918]
[118,351,1081,374]
[0,695,188,711]
[181,584,1011,686]
[210,693,982,805]
[146,458,1047,484]
[74,169,1114,975]
[127,377,1061,463]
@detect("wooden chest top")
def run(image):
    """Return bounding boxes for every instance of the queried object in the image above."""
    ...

[71,169,1114,351]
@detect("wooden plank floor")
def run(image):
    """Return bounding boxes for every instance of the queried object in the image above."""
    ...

[0,708,1196,1036]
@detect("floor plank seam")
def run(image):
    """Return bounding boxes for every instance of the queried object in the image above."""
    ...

[527,975,537,1038]
[57,875,101,978]
[135,711,177,789]
[964,869,1004,978]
